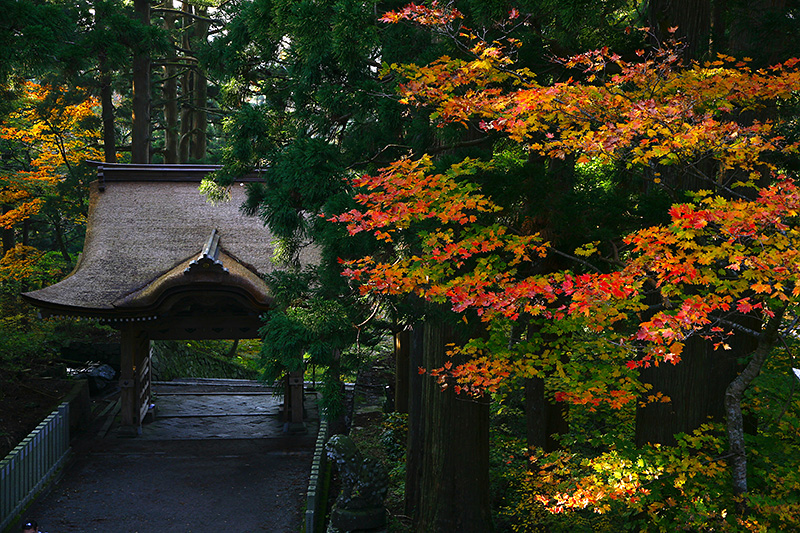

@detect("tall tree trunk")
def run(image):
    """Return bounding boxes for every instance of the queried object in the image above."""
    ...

[394,328,410,413]
[190,67,207,160]
[100,64,117,163]
[635,281,760,446]
[414,318,492,533]
[178,2,193,164]
[49,214,72,265]
[20,219,29,292]
[225,338,239,358]
[96,1,116,163]
[190,7,208,161]
[131,0,151,163]
[648,0,712,60]
[179,69,193,163]
[162,3,179,164]
[635,334,746,445]
[1,205,13,312]
[405,323,424,519]
[525,376,568,451]
[327,348,348,436]
[726,0,788,64]
[524,323,568,451]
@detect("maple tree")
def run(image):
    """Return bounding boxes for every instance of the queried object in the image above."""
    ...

[327,4,800,527]
[0,82,101,288]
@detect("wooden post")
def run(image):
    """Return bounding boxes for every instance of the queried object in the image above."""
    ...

[131,0,151,164]
[119,325,150,436]
[286,370,306,434]
[119,325,137,435]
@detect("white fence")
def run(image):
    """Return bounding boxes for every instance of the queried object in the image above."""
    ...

[0,402,70,531]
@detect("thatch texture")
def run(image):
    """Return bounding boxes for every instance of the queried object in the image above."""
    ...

[23,165,310,318]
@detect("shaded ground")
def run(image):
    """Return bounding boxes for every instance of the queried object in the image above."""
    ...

[20,380,318,533]
[0,369,74,458]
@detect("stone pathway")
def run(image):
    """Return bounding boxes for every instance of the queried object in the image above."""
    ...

[112,380,288,440]
[21,380,319,532]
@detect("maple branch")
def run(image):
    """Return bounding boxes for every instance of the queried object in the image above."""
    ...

[714,317,763,338]
[42,116,74,180]
[348,144,412,169]
[354,300,382,329]
[547,246,603,274]
[427,136,492,155]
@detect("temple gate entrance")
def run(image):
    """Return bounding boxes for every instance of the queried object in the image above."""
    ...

[23,163,312,434]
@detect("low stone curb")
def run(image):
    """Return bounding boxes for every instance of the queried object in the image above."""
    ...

[305,418,329,533]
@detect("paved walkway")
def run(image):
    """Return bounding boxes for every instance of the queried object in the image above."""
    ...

[22,380,318,532]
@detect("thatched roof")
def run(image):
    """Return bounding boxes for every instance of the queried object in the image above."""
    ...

[23,164,307,322]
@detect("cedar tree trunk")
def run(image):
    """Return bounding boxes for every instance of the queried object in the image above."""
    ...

[526,376,568,451]
[648,0,712,60]
[190,8,208,160]
[131,0,151,163]
[413,319,492,532]
[405,323,424,519]
[394,328,410,413]
[162,4,179,164]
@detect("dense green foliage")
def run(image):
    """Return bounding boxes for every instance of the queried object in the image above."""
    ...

[150,340,261,381]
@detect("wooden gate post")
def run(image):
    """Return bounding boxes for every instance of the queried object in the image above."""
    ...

[285,370,306,434]
[119,324,150,436]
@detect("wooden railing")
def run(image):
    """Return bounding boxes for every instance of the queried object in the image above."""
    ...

[0,403,70,530]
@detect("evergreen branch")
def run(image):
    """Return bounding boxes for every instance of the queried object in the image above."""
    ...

[151,7,222,26]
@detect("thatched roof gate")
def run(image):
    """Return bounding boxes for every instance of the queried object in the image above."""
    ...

[23,164,310,434]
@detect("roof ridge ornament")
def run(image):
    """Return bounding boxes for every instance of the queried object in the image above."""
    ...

[184,229,229,275]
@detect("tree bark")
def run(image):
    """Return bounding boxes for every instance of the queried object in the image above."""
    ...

[725,0,788,64]
[635,312,759,446]
[725,307,785,512]
[404,323,424,519]
[523,322,568,451]
[162,2,179,164]
[20,219,29,292]
[190,7,208,161]
[414,318,492,533]
[100,66,117,163]
[225,338,239,359]
[49,214,72,265]
[178,2,193,164]
[525,376,568,451]
[648,0,712,60]
[96,1,116,163]
[394,328,410,413]
[131,0,151,163]
[179,68,193,163]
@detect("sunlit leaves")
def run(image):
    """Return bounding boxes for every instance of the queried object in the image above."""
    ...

[0,82,100,284]
[0,81,101,228]
[379,1,463,26]
[331,38,800,411]
[386,37,800,190]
